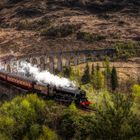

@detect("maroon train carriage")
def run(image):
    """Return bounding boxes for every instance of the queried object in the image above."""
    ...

[0,70,34,90]
[0,71,7,80]
[6,74,34,90]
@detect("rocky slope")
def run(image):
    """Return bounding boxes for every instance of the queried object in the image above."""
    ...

[0,0,140,56]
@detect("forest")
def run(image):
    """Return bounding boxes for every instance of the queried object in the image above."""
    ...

[0,60,140,140]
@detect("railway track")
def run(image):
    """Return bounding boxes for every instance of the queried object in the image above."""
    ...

[0,70,91,109]
[0,79,96,112]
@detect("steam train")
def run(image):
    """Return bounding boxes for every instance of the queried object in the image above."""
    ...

[0,70,91,107]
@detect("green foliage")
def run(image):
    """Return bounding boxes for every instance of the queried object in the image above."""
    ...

[58,109,94,140]
[104,57,111,77]
[44,100,65,129]
[77,31,106,43]
[0,133,11,140]
[69,67,82,85]
[91,63,105,90]
[111,66,119,91]
[91,63,95,75]
[0,90,140,140]
[69,102,77,112]
[132,84,140,94]
[58,91,140,140]
[0,116,15,137]
[28,124,41,140]
[58,110,76,139]
[38,126,58,140]
[115,42,136,60]
[96,63,100,71]
[0,94,47,140]
[132,84,140,116]
[103,58,111,89]
[63,66,72,78]
[92,92,139,140]
[81,63,90,84]
[41,24,80,38]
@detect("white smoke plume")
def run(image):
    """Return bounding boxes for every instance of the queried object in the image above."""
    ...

[0,62,5,70]
[19,61,76,88]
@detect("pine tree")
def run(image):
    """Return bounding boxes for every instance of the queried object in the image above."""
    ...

[104,58,111,77]
[111,66,118,91]
[63,66,71,78]
[92,64,104,90]
[91,63,95,75]
[104,58,111,89]
[96,63,100,71]
[81,63,90,84]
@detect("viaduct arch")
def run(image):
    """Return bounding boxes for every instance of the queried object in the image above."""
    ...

[0,49,116,73]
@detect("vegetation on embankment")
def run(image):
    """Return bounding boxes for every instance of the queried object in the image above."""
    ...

[0,59,140,140]
[0,86,140,140]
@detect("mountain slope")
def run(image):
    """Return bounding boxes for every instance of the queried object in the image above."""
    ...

[0,0,140,56]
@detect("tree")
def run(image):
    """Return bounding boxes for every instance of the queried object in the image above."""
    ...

[111,66,118,91]
[92,92,135,140]
[92,64,104,90]
[95,70,104,90]
[63,66,72,78]
[137,75,140,84]
[96,63,100,71]
[81,63,90,84]
[38,126,58,140]
[104,58,111,89]
[91,64,95,75]
[69,102,77,112]
[104,58,111,78]
[0,94,46,140]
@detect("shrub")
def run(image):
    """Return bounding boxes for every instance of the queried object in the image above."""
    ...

[38,126,58,140]
[69,102,77,112]
[115,41,136,60]
[28,124,41,140]
[92,92,136,140]
[0,133,10,140]
[77,31,106,43]
[81,63,90,84]
[91,63,105,90]
[17,18,50,30]
[132,84,140,94]
[40,24,80,38]
[111,66,119,91]
[6,0,23,4]
[63,66,72,78]
[0,94,46,139]
[58,109,94,140]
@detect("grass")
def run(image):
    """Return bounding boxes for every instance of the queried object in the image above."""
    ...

[40,24,80,38]
[77,31,106,43]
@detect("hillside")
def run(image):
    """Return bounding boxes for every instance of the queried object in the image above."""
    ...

[0,0,140,56]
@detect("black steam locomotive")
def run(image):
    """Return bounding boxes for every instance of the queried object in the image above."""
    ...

[0,70,91,107]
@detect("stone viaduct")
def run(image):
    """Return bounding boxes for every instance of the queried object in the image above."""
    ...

[0,49,116,73]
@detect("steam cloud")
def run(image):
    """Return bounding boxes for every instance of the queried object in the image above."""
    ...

[0,62,4,70]
[19,61,76,88]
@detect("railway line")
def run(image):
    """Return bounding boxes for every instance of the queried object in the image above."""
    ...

[0,70,92,108]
